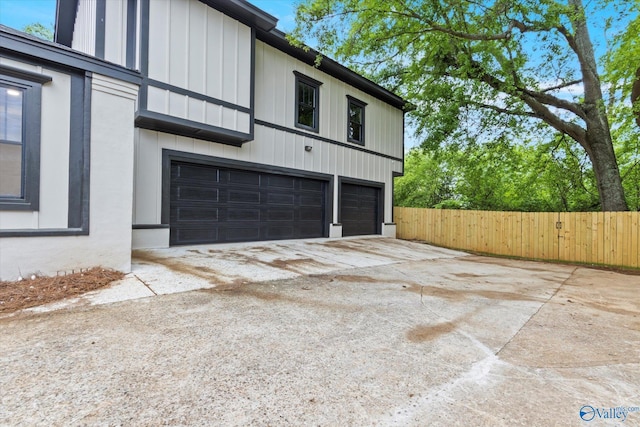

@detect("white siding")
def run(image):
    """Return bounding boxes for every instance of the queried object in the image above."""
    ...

[104,0,128,66]
[0,74,138,280]
[147,0,251,109]
[146,86,251,133]
[255,41,404,159]
[132,126,401,228]
[71,0,96,56]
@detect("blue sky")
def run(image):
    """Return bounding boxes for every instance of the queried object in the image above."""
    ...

[0,0,297,32]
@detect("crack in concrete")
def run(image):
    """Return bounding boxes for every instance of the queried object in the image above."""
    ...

[494,266,579,357]
[134,274,157,296]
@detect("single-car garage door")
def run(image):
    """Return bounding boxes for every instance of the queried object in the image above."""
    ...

[340,182,381,237]
[170,161,327,245]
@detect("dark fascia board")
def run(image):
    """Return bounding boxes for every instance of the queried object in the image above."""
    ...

[1,25,142,85]
[199,0,278,32]
[55,0,79,47]
[257,28,407,111]
[135,109,251,147]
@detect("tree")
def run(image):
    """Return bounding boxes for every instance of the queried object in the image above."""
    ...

[603,7,640,209]
[23,23,54,42]
[292,0,635,210]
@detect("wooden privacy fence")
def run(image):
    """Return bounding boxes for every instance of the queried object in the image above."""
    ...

[394,207,640,269]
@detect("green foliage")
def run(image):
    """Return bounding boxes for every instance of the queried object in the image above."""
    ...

[395,136,605,212]
[603,1,640,210]
[293,0,637,211]
[23,23,54,42]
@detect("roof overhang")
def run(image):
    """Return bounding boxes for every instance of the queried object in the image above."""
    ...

[199,0,278,32]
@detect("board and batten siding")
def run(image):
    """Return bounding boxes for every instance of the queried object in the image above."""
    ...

[104,0,129,66]
[0,58,71,230]
[71,0,97,56]
[147,0,251,108]
[132,127,401,227]
[255,41,404,160]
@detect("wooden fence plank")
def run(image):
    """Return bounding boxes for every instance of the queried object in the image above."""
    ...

[394,208,639,269]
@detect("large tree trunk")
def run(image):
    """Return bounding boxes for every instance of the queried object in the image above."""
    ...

[583,120,628,211]
[570,0,628,211]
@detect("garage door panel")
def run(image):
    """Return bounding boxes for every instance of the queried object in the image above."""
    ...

[227,208,260,221]
[300,179,323,192]
[267,175,295,188]
[227,170,260,186]
[175,207,219,222]
[300,195,323,206]
[173,163,220,182]
[224,226,261,241]
[176,186,218,202]
[341,182,380,237]
[267,193,295,205]
[299,208,323,222]
[170,161,327,245]
[175,227,219,244]
[266,225,295,239]
[267,209,294,221]
[228,190,261,204]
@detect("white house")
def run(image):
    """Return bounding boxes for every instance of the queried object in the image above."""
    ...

[0,0,407,280]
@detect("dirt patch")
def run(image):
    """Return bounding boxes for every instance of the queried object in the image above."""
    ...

[133,251,226,284]
[404,283,544,302]
[407,322,457,342]
[310,274,383,283]
[452,273,483,278]
[0,268,124,314]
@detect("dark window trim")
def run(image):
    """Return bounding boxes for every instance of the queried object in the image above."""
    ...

[254,119,403,163]
[161,149,334,231]
[0,67,91,237]
[346,95,366,145]
[337,176,385,235]
[0,67,51,211]
[294,71,322,133]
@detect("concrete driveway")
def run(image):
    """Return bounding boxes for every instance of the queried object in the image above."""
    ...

[1,237,639,426]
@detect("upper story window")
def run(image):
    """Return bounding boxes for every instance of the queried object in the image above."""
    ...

[347,96,366,145]
[294,71,322,133]
[0,66,51,210]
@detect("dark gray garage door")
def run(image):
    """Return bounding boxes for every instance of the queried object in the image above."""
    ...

[340,183,381,237]
[170,161,327,245]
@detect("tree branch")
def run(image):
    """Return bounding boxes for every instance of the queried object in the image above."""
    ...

[467,101,539,118]
[541,79,583,93]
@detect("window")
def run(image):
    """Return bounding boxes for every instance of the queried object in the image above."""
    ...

[0,66,51,210]
[347,96,366,145]
[294,71,322,132]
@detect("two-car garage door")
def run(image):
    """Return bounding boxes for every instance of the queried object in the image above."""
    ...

[169,160,382,245]
[170,161,327,245]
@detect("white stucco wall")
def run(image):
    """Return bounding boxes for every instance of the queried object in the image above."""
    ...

[0,74,138,280]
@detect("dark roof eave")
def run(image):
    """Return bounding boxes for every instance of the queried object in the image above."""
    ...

[256,28,407,110]
[1,25,142,86]
[199,0,278,32]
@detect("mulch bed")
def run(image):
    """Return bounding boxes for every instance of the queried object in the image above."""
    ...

[0,268,124,314]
